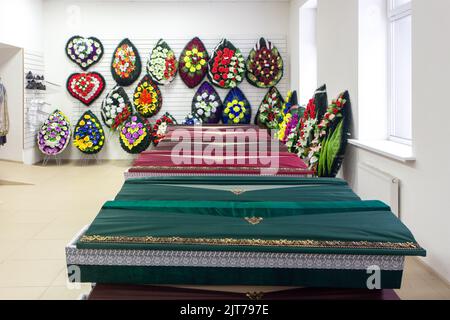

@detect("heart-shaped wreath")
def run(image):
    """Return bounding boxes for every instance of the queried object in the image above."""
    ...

[67,72,106,106]
[65,36,104,71]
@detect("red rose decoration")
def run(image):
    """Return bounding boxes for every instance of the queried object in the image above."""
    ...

[208,39,245,89]
[66,72,105,106]
[246,38,284,88]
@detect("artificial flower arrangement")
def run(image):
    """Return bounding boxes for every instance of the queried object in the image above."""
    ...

[284,91,305,152]
[246,38,283,88]
[100,86,133,130]
[119,114,152,154]
[133,75,162,118]
[151,112,177,146]
[222,88,251,125]
[208,39,245,89]
[179,37,209,88]
[66,36,104,71]
[147,39,178,86]
[304,92,350,176]
[183,112,203,125]
[66,72,106,106]
[111,38,142,87]
[316,91,351,178]
[277,112,292,144]
[296,85,328,166]
[73,111,105,154]
[191,82,223,124]
[37,110,71,156]
[316,93,347,139]
[284,111,302,152]
[296,97,319,159]
[313,84,329,123]
[276,91,298,143]
[256,87,284,129]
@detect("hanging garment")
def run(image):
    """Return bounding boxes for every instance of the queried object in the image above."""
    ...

[0,80,9,146]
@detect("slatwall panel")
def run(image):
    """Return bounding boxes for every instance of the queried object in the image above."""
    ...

[23,51,46,150]
[68,36,289,125]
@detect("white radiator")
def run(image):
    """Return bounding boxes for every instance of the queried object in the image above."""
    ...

[356,163,400,218]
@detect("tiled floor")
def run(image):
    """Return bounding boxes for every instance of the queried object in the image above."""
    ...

[0,160,449,300]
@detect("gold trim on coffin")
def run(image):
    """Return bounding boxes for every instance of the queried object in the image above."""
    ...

[245,217,264,225]
[80,235,421,251]
[231,189,246,195]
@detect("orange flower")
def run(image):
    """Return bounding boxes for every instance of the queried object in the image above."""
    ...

[139,87,153,105]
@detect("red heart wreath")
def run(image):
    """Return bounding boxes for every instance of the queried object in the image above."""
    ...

[67,72,106,106]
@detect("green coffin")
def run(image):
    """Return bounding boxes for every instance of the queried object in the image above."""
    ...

[75,266,404,289]
[115,177,361,202]
[69,176,425,288]
[77,199,425,257]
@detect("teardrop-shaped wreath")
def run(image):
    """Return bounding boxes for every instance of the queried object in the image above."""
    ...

[191,81,223,124]
[100,86,133,130]
[73,111,105,154]
[246,38,284,88]
[152,112,177,146]
[37,110,71,156]
[255,87,284,129]
[147,39,178,85]
[179,37,209,88]
[133,75,163,118]
[111,38,142,87]
[208,39,245,89]
[119,114,152,154]
[222,88,252,125]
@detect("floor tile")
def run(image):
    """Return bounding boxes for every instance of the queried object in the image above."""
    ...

[0,287,47,300]
[40,285,92,300]
[0,223,49,240]
[0,240,27,262]
[0,260,64,288]
[8,239,68,261]
[0,160,449,300]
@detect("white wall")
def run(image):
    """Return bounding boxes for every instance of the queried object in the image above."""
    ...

[0,0,44,52]
[288,0,308,93]
[308,0,450,282]
[0,0,44,164]
[298,1,318,105]
[317,0,359,122]
[43,0,291,160]
[0,47,24,162]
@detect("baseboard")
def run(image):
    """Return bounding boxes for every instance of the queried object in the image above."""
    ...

[414,257,450,287]
[0,159,23,164]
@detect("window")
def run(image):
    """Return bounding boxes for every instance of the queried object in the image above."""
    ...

[299,0,318,106]
[388,0,412,144]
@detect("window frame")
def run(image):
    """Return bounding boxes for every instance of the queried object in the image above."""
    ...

[387,0,412,145]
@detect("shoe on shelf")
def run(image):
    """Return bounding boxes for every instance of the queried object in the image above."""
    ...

[37,82,46,91]
[26,71,34,80]
[26,80,35,90]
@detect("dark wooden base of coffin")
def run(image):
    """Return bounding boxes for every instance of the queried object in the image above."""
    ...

[87,284,400,301]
